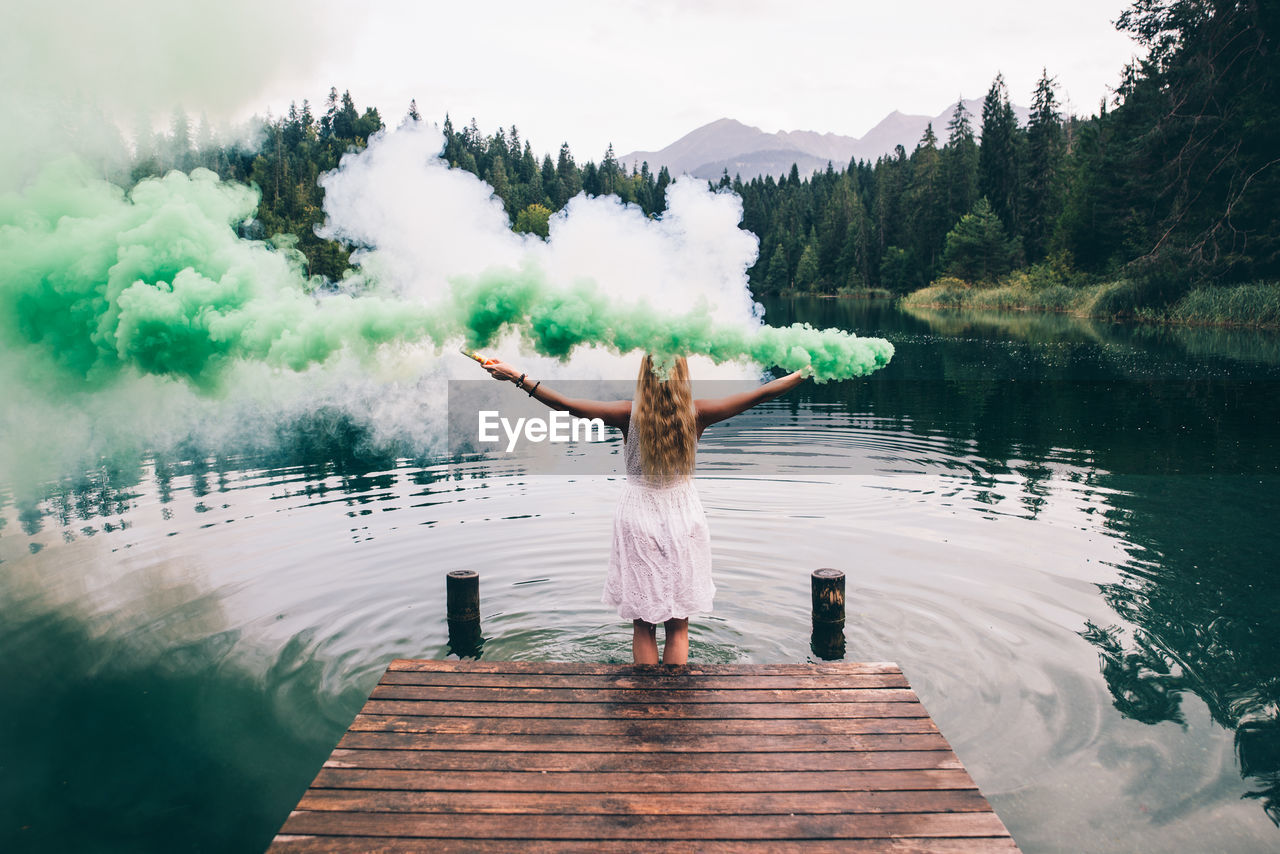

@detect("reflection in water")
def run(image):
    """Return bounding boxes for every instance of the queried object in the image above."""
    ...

[864,299,1280,829]
[1,297,1279,851]
[1080,474,1280,826]
[0,614,335,852]
[901,302,1280,368]
[0,556,352,852]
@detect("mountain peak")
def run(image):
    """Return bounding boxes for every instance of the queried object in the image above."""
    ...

[619,100,1028,181]
[705,117,756,130]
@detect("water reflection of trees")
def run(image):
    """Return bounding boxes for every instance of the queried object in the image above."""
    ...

[7,406,411,538]
[898,303,1280,368]
[0,407,427,850]
[766,297,1280,825]
[7,298,1279,826]
[793,338,1279,481]
[0,597,341,852]
[1080,476,1280,824]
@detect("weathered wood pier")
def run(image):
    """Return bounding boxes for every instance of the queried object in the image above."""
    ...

[270,658,1019,852]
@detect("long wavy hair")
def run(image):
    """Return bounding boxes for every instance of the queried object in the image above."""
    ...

[631,354,697,483]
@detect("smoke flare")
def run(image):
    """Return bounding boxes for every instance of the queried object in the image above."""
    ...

[1,151,891,392]
[0,123,892,486]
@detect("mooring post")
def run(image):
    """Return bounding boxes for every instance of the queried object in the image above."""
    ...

[446,570,482,657]
[810,567,846,660]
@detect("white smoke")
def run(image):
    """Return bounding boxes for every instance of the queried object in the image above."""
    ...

[0,0,336,191]
[317,121,764,378]
[0,119,770,491]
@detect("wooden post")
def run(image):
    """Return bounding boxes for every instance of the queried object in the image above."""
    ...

[446,570,482,657]
[810,567,846,660]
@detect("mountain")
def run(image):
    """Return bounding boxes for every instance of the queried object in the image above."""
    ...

[619,99,1030,181]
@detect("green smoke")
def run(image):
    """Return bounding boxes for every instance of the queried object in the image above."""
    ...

[1,160,892,392]
[1,160,444,390]
[453,269,893,380]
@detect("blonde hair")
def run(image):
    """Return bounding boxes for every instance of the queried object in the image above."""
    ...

[632,354,697,483]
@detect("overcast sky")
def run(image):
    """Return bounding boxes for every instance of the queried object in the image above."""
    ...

[11,0,1142,163]
[247,0,1140,159]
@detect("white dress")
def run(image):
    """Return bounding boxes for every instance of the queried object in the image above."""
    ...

[601,410,715,623]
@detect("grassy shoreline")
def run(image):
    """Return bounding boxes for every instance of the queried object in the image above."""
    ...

[900,279,1280,330]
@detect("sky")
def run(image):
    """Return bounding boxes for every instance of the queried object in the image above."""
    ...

[7,0,1141,163]
[253,0,1143,158]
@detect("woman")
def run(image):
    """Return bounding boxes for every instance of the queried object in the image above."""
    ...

[483,353,808,664]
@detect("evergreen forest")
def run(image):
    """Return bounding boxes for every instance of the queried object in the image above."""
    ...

[126,1,1279,324]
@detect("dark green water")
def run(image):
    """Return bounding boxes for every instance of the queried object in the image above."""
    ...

[2,298,1278,852]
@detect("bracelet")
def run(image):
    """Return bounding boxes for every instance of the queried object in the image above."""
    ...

[516,373,526,389]
[526,380,541,397]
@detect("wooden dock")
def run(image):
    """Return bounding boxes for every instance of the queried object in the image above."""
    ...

[271,659,1019,852]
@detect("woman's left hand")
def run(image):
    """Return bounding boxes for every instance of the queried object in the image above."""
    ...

[483,358,523,384]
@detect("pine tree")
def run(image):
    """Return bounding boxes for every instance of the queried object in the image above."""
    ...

[167,107,193,172]
[818,179,854,281]
[655,166,672,212]
[942,197,1020,282]
[600,143,620,196]
[320,87,339,138]
[978,74,1020,232]
[555,143,581,206]
[906,123,945,284]
[333,90,359,140]
[486,155,512,215]
[943,100,979,228]
[442,114,458,164]
[838,213,872,289]
[581,161,600,196]
[764,243,790,292]
[1110,0,1280,280]
[872,147,908,269]
[1023,70,1065,262]
[508,125,522,163]
[794,239,820,291]
[194,113,218,170]
[519,141,538,185]
[540,154,557,205]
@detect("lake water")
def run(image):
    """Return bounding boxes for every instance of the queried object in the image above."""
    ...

[2,297,1278,852]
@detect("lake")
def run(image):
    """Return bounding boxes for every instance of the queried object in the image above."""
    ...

[2,296,1278,852]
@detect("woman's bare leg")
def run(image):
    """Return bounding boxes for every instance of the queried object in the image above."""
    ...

[662,618,689,665]
[632,620,659,664]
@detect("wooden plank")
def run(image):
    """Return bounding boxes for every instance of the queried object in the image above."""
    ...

[322,748,963,772]
[277,810,1011,840]
[359,700,932,719]
[295,788,993,815]
[378,670,911,689]
[368,684,921,703]
[272,660,1019,851]
[308,768,982,794]
[386,659,902,675]
[271,837,1020,853]
[335,730,951,753]
[348,714,940,736]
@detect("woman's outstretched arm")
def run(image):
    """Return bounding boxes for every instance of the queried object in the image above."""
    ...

[696,370,808,432]
[481,359,632,429]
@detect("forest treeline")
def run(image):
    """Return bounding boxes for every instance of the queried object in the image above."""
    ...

[130,0,1278,318]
